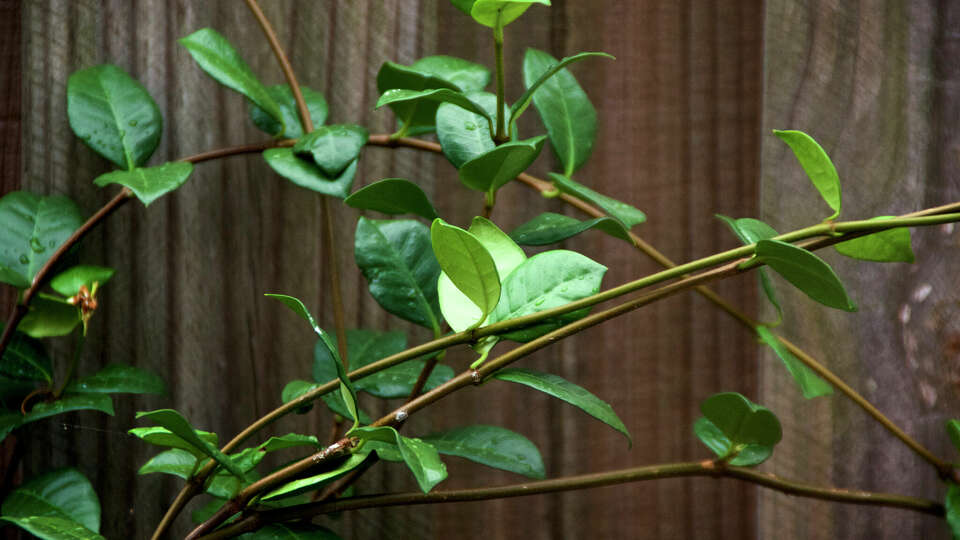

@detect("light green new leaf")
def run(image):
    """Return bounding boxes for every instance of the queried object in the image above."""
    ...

[262,149,357,198]
[0,192,84,289]
[292,124,369,178]
[423,424,545,479]
[487,250,606,342]
[411,55,490,93]
[550,173,646,229]
[1,467,101,533]
[355,426,447,493]
[510,212,631,245]
[94,162,194,207]
[695,392,781,465]
[249,85,328,139]
[237,523,343,540]
[756,326,832,399]
[377,89,493,132]
[65,364,166,395]
[18,295,81,338]
[67,64,162,170]
[135,409,244,478]
[773,129,841,220]
[716,215,783,321]
[128,426,218,459]
[494,368,630,445]
[354,218,442,331]
[459,136,546,194]
[436,92,502,168]
[20,395,114,427]
[0,516,104,540]
[0,327,51,383]
[50,266,114,297]
[470,0,551,27]
[179,28,282,127]
[345,178,439,220]
[431,219,500,330]
[834,216,914,263]
[755,239,856,312]
[946,483,960,539]
[261,449,370,501]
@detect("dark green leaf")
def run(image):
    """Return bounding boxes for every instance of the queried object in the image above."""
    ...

[0,516,103,540]
[377,89,493,132]
[436,92,501,168]
[694,392,781,465]
[755,239,856,312]
[946,483,960,539]
[67,64,161,170]
[773,129,841,219]
[0,192,84,289]
[94,162,194,207]
[355,426,447,492]
[179,28,282,127]
[238,523,343,540]
[261,449,371,501]
[258,433,320,453]
[249,85,328,139]
[693,417,773,467]
[470,0,551,27]
[493,368,630,444]
[280,380,371,424]
[262,149,357,198]
[834,216,914,263]
[345,178,439,220]
[376,61,460,133]
[756,326,832,399]
[292,124,369,178]
[136,449,245,499]
[431,219,500,330]
[451,0,477,16]
[411,55,490,93]
[65,364,166,395]
[947,420,960,454]
[128,426,218,458]
[50,266,114,297]
[423,424,544,479]
[18,295,81,338]
[549,173,645,229]
[1,468,100,533]
[459,136,547,194]
[716,215,783,321]
[757,269,783,323]
[354,218,442,331]
[135,409,244,478]
[21,394,114,425]
[0,328,51,383]
[0,412,20,442]
[510,212,630,245]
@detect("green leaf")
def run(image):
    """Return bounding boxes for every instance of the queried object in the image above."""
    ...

[834,216,914,263]
[179,28,282,127]
[261,449,371,501]
[549,174,646,229]
[345,178,439,220]
[0,328,51,383]
[431,219,500,331]
[755,239,856,312]
[128,426,218,459]
[65,364,166,395]
[238,524,343,540]
[423,424,545,479]
[355,426,447,492]
[716,215,782,321]
[18,295,81,338]
[451,0,477,16]
[0,192,84,289]
[694,392,781,465]
[411,55,490,93]
[66,64,162,170]
[258,433,320,453]
[487,250,606,341]
[757,269,783,324]
[354,218,442,331]
[756,326,832,399]
[94,162,194,207]
[470,0,551,27]
[0,516,104,540]
[21,395,114,426]
[262,149,357,198]
[135,409,244,478]
[376,61,460,133]
[0,412,22,441]
[459,136,547,194]
[377,89,493,132]
[249,85,328,139]
[49,266,114,297]
[136,449,247,499]
[292,124,369,178]
[436,92,502,168]
[947,420,960,454]
[773,129,841,220]
[280,380,371,424]
[493,368,630,445]
[510,212,630,245]
[946,482,960,539]
[518,50,612,175]
[1,468,101,533]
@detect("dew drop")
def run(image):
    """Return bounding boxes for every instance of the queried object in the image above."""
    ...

[464,121,477,131]
[18,254,29,264]
[119,129,126,137]
[534,298,545,306]
[128,120,138,127]
[29,237,45,253]
[48,240,56,248]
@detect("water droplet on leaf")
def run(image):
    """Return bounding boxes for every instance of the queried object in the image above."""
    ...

[18,254,29,264]
[464,122,477,131]
[29,237,44,253]
[128,120,138,127]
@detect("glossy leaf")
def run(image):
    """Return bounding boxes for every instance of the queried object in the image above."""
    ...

[354,218,442,331]
[66,64,162,170]
[693,417,772,467]
[1,468,100,533]
[377,89,493,132]
[436,92,501,168]
[0,516,104,540]
[18,295,80,338]
[136,449,242,499]
[280,380,371,424]
[755,239,856,312]
[716,215,783,321]
[0,328,51,383]
[238,524,343,540]
[0,192,84,289]
[135,409,244,478]
[494,368,630,444]
[469,0,551,27]
[510,212,631,245]
[258,433,320,453]
[411,55,490,93]
[773,130,841,219]
[459,136,547,194]
[946,483,960,539]
[451,0,477,16]
[292,124,369,178]
[65,364,166,395]
[262,149,357,198]
[423,424,545,479]
[249,84,328,139]
[756,326,832,399]
[550,173,646,229]
[487,250,606,342]
[834,217,914,263]
[355,426,447,492]
[431,219,500,330]
[345,178,439,220]
[129,426,218,458]
[50,266,114,297]
[695,392,781,465]
[21,394,114,426]
[261,449,371,501]
[94,162,194,207]
[179,28,282,127]
[376,61,460,132]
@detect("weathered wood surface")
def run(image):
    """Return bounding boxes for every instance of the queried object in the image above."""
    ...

[759,1,960,539]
